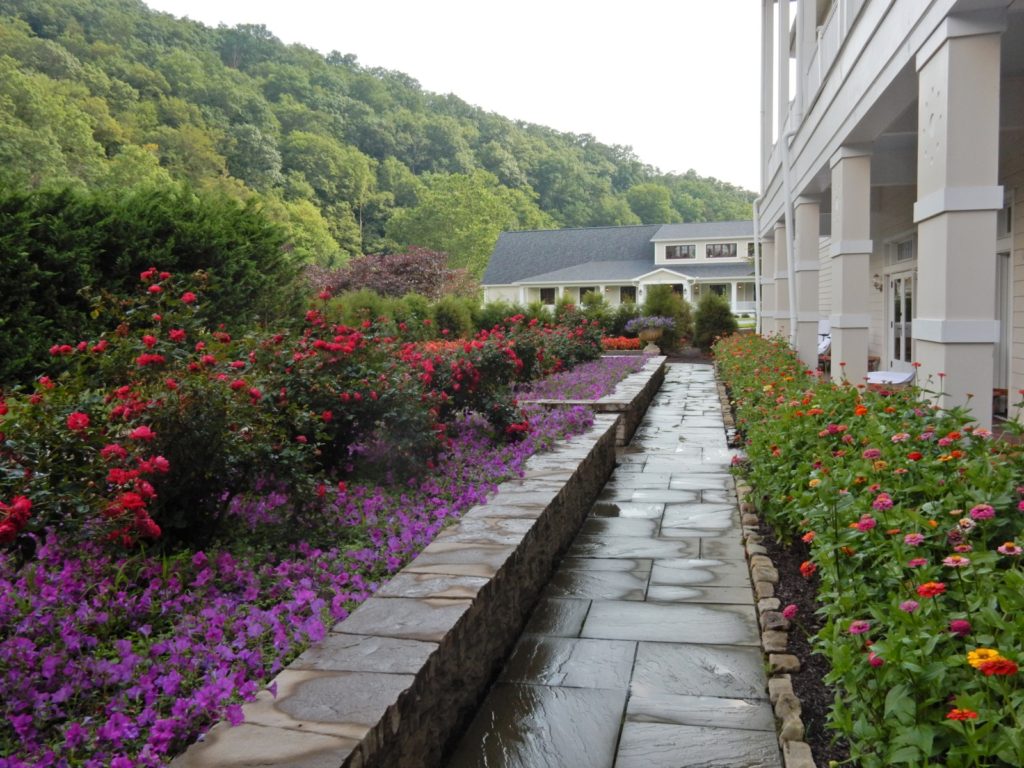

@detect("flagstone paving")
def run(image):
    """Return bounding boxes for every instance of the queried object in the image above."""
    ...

[445,363,782,768]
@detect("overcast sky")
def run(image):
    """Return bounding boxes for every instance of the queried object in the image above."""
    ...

[144,0,762,191]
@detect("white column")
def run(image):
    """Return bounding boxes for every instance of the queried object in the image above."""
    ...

[730,281,739,313]
[760,237,777,335]
[777,0,790,139]
[773,221,790,338]
[915,25,1004,426]
[761,0,775,181]
[794,197,820,369]
[829,147,873,385]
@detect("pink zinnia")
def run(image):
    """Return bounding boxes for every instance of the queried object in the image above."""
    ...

[943,555,971,568]
[855,515,877,532]
[899,600,919,613]
[949,620,971,637]
[849,620,871,635]
[872,493,894,511]
[891,432,911,443]
[908,558,928,568]
[868,651,884,667]
[969,504,995,521]
[904,533,925,547]
[862,448,881,459]
[997,542,1022,556]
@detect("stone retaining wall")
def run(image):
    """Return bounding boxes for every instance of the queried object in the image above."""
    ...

[172,413,624,768]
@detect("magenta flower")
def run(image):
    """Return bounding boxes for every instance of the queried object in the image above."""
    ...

[782,604,799,620]
[943,555,971,568]
[969,504,995,520]
[899,600,919,613]
[907,558,928,568]
[855,515,877,532]
[903,533,925,547]
[868,651,884,667]
[872,492,894,511]
[849,620,871,635]
[949,619,971,637]
[862,448,881,459]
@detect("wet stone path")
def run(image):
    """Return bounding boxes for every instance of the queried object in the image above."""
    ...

[445,363,782,768]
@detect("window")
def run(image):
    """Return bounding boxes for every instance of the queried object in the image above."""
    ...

[706,243,738,259]
[540,288,556,305]
[896,240,914,263]
[747,242,756,258]
[665,244,695,260]
[619,286,636,304]
[710,284,728,297]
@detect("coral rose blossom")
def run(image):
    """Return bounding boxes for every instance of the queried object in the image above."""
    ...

[799,561,817,579]
[916,581,946,598]
[66,412,90,431]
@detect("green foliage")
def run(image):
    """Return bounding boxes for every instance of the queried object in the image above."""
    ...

[610,302,642,336]
[0,2,754,262]
[716,333,1024,768]
[641,285,693,348]
[693,292,738,351]
[433,296,475,338]
[473,300,525,332]
[580,290,613,333]
[0,184,303,383]
[386,170,554,277]
[626,182,679,224]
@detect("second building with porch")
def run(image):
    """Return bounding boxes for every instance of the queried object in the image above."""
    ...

[482,221,757,314]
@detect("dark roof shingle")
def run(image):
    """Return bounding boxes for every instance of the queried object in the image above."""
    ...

[482,225,661,285]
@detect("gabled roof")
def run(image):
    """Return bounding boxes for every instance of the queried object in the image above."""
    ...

[482,225,661,285]
[652,221,754,240]
[517,259,654,284]
[667,262,755,279]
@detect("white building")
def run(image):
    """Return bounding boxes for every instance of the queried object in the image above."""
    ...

[757,0,1024,425]
[482,222,757,314]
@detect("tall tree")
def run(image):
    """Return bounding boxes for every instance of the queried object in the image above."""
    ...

[386,170,554,277]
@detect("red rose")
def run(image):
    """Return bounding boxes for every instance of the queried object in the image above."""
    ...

[66,412,90,431]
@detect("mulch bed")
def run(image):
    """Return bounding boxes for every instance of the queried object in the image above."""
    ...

[759,520,850,767]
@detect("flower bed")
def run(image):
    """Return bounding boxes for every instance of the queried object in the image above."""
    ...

[601,336,642,351]
[715,334,1024,768]
[515,355,647,401]
[0,271,605,766]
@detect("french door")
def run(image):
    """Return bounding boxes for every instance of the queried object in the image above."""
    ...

[887,271,915,372]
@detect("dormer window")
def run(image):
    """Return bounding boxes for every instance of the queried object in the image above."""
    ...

[707,243,738,259]
[666,244,696,259]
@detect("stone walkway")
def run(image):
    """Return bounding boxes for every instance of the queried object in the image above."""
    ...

[445,363,782,768]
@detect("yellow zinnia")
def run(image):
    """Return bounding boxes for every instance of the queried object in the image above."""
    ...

[967,648,1004,669]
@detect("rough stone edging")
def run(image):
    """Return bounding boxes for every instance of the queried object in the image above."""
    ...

[171,371,682,767]
[716,377,817,768]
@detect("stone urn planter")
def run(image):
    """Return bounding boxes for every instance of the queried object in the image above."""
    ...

[638,327,663,353]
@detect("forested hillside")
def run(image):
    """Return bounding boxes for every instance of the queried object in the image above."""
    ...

[0,0,755,276]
